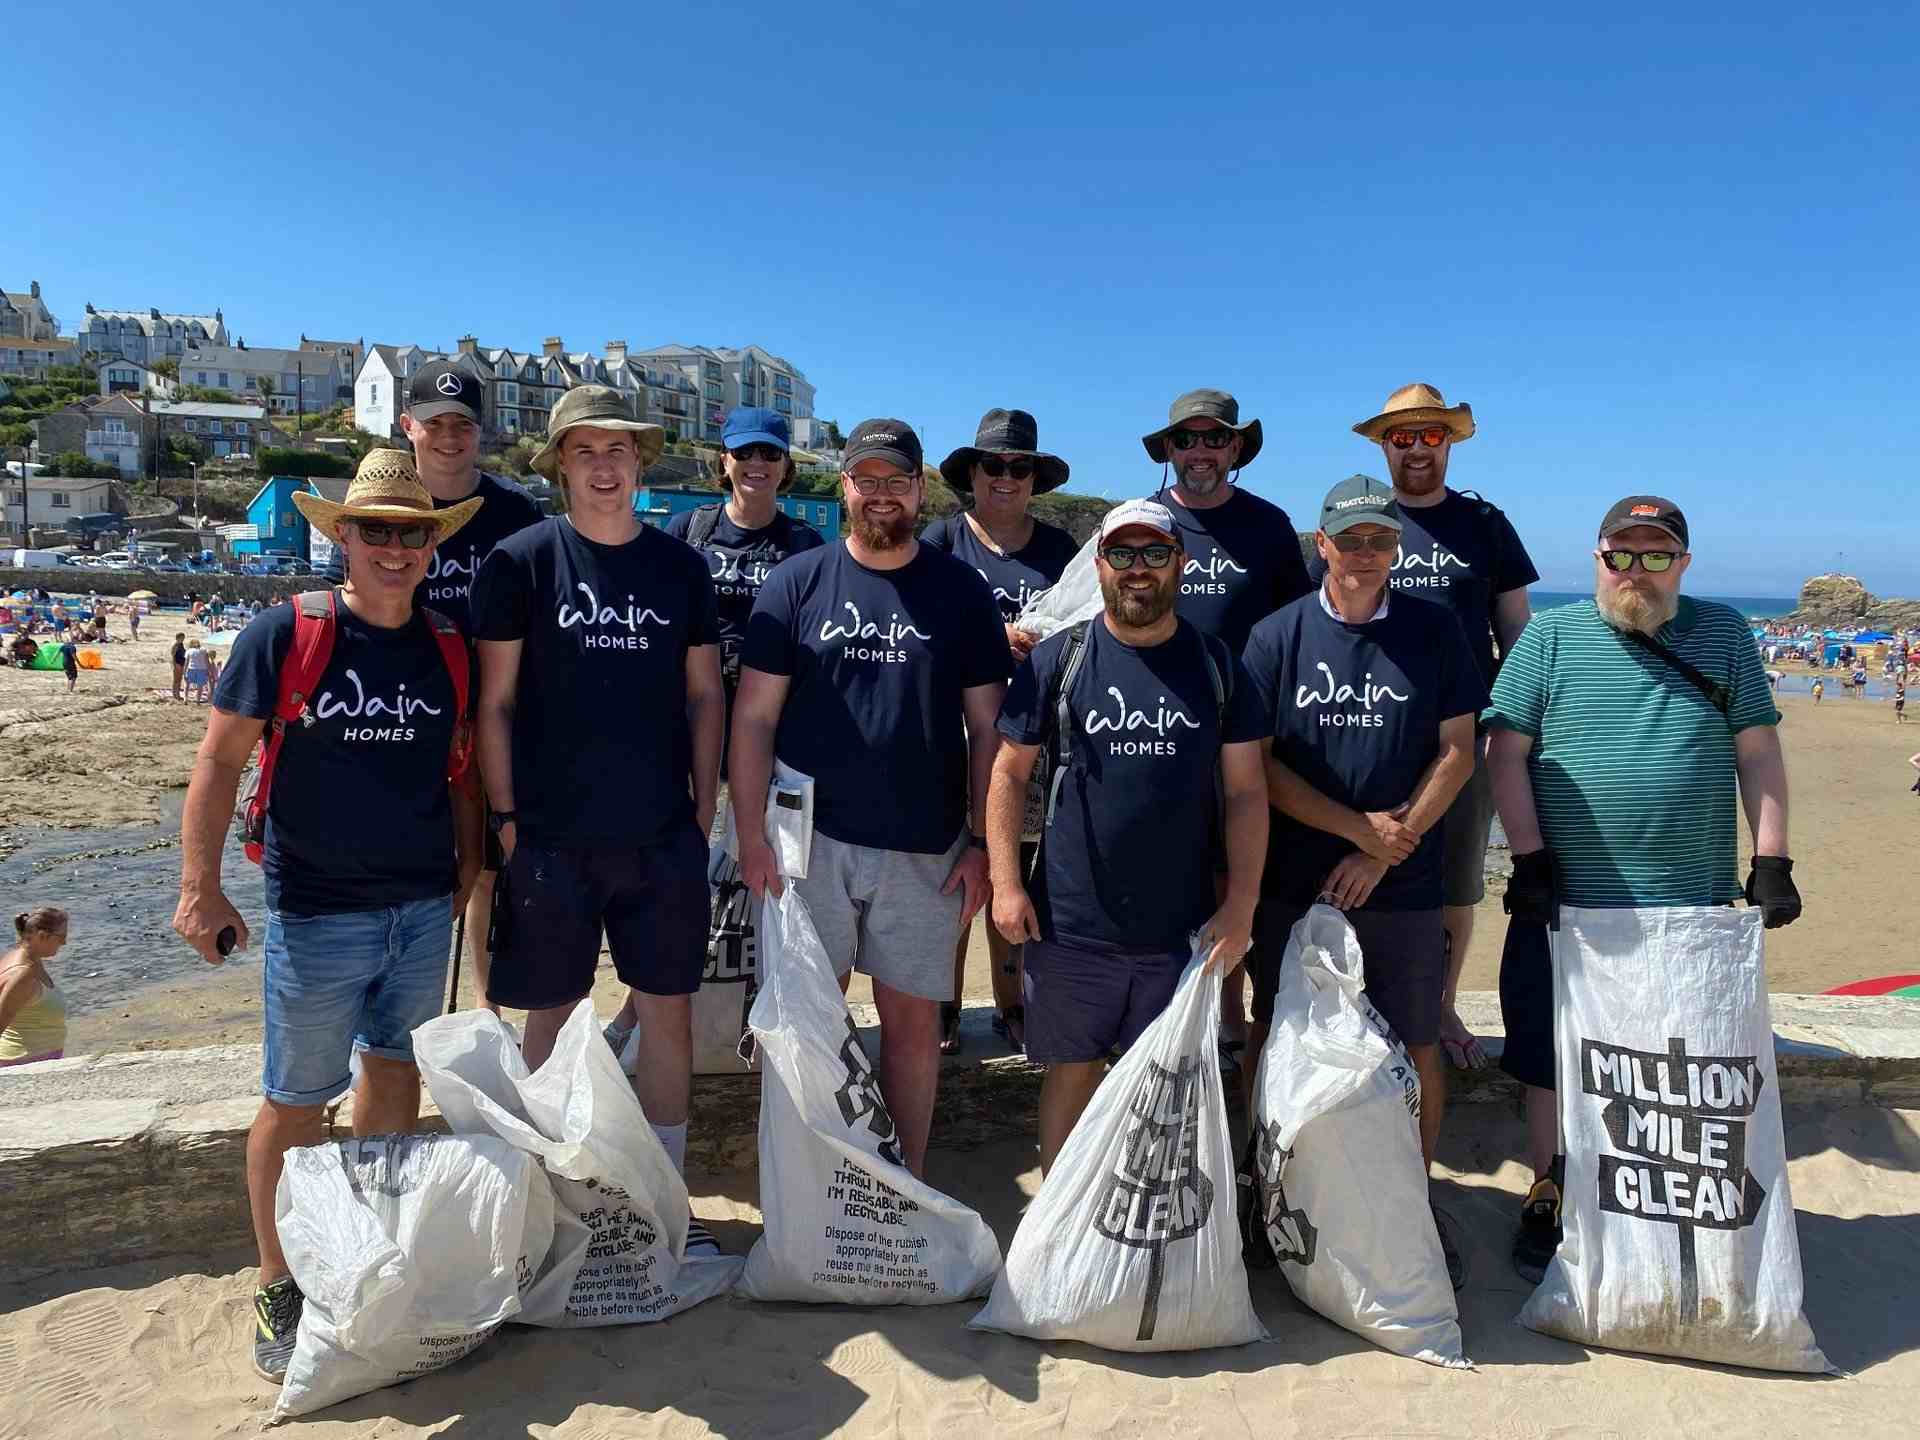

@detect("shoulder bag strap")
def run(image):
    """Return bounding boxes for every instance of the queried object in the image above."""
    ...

[1620,626,1731,717]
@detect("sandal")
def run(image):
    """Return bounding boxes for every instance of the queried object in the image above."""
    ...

[992,1005,1025,1051]
[939,1002,962,1055]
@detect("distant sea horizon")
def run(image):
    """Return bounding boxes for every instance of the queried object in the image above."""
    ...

[1532,590,1796,620]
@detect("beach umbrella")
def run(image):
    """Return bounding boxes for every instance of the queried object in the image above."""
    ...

[1825,975,1920,1000]
[127,590,159,600]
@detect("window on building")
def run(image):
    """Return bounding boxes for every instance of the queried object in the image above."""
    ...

[183,418,198,433]
[104,419,126,434]
[774,396,792,415]
[195,372,208,385]
[218,372,229,388]
[209,421,224,436]
[370,383,379,406]
[705,361,721,380]
[51,491,70,508]
[705,383,721,401]
[500,382,519,404]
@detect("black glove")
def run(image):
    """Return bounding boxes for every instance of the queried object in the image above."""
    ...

[1745,855,1802,929]
[1504,849,1559,929]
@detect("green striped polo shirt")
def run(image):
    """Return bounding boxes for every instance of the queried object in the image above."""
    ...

[1482,596,1779,906]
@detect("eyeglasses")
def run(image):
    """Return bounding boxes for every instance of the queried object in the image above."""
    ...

[729,443,785,464]
[1101,544,1177,570]
[1169,428,1235,451]
[1601,549,1679,573]
[1329,532,1400,554]
[977,456,1034,481]
[1386,426,1451,450]
[353,520,432,549]
[846,472,917,497]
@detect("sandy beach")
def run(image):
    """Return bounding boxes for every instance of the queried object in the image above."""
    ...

[0,628,1909,1055]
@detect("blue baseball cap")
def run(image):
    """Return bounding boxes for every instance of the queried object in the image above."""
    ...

[721,407,790,452]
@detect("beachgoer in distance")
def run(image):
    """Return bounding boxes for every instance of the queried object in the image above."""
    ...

[732,418,1010,1178]
[989,499,1268,1172]
[0,907,70,1067]
[925,408,1079,1054]
[1143,388,1314,1074]
[602,406,826,1058]
[470,387,725,1253]
[128,602,141,641]
[60,636,78,692]
[1486,495,1799,1285]
[1241,475,1485,1289]
[1896,681,1907,723]
[172,448,486,1380]
[1348,382,1537,1074]
[399,359,544,1016]
[183,636,210,702]
[171,631,187,700]
[1811,676,1825,704]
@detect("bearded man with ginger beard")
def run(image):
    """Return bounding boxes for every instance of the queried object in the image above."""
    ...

[731,418,1009,1178]
[1483,495,1800,1285]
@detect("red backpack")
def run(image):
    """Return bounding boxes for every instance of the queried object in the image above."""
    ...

[237,590,472,864]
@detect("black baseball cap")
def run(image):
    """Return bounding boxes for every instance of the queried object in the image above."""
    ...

[842,418,922,475]
[1599,495,1689,550]
[408,360,484,424]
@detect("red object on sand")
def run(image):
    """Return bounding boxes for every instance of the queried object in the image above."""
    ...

[1824,975,1920,998]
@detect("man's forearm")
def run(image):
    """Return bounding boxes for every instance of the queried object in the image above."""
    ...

[728,713,776,841]
[967,728,998,836]
[1736,730,1791,855]
[450,765,484,875]
[1265,752,1366,847]
[1400,740,1473,840]
[476,701,516,814]
[687,690,723,814]
[180,752,243,894]
[986,753,1029,889]
[1221,782,1269,912]
[1488,751,1544,852]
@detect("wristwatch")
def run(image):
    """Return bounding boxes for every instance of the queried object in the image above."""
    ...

[967,833,988,851]
[488,810,517,836]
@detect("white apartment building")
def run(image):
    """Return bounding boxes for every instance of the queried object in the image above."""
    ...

[76,304,227,364]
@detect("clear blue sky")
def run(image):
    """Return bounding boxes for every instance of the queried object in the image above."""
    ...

[15,2,1915,596]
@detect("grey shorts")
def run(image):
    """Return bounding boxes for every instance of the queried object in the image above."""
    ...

[1440,744,1494,907]
[789,828,968,1002]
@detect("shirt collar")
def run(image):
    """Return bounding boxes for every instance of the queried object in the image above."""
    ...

[1319,577,1391,624]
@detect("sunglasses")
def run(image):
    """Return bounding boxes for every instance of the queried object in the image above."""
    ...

[1386,426,1451,450]
[1101,543,1177,570]
[1601,549,1679,573]
[977,456,1035,481]
[847,472,917,497]
[1329,532,1400,554]
[1169,428,1235,451]
[353,520,432,549]
[729,443,785,464]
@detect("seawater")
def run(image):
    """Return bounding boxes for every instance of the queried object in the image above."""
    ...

[1531,592,1796,619]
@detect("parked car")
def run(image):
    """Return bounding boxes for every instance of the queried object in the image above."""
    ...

[95,551,138,571]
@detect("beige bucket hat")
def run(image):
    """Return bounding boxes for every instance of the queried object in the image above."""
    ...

[290,448,481,541]
[532,385,667,481]
[1352,382,1476,443]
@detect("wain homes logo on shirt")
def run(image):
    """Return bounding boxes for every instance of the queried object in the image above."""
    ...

[1180,551,1246,596]
[1294,661,1410,729]
[1085,686,1199,757]
[705,549,779,598]
[557,582,671,650]
[423,544,482,605]
[1389,545,1469,591]
[312,669,442,743]
[973,566,1047,612]
[818,601,930,664]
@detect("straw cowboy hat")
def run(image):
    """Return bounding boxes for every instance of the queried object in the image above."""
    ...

[1352,382,1476,443]
[1141,388,1263,468]
[939,408,1071,495]
[531,385,666,482]
[290,448,481,541]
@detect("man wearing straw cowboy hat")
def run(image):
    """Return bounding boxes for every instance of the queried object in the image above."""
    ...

[469,386,726,1239]
[400,358,544,1016]
[1351,382,1537,1075]
[172,447,486,1380]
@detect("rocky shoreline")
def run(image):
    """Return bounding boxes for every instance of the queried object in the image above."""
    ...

[1779,573,1920,630]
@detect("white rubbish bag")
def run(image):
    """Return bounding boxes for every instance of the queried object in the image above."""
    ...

[273,1133,555,1419]
[737,887,1002,1304]
[415,1002,743,1326]
[1519,906,1831,1372]
[1240,903,1468,1367]
[1012,532,1100,642]
[970,946,1267,1352]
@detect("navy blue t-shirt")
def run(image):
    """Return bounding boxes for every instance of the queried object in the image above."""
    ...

[416,472,545,636]
[470,517,719,849]
[921,513,1081,624]
[1242,590,1486,909]
[999,618,1267,951]
[1307,489,1537,689]
[741,543,1010,853]
[1157,487,1313,654]
[216,596,460,916]
[664,505,826,657]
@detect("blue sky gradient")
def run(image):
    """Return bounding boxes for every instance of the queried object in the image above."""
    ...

[14,2,1914,595]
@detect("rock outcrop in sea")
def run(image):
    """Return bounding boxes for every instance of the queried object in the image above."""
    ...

[1785,574,1920,631]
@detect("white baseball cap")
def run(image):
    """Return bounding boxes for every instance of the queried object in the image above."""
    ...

[1097,498,1180,546]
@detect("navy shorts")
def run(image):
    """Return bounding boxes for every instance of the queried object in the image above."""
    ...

[1022,937,1187,1064]
[1497,916,1555,1090]
[487,825,708,1010]
[1252,901,1446,1046]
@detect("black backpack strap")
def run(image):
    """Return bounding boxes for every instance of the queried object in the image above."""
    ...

[687,503,725,548]
[1041,620,1094,831]
[1620,627,1731,716]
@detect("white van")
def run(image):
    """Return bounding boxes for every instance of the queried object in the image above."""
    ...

[7,549,70,570]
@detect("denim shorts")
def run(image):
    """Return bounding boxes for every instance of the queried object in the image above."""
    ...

[261,893,453,1106]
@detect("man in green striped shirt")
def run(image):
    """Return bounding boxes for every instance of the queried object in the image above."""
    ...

[1483,495,1801,1283]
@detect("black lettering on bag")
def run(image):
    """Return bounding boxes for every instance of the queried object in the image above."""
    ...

[834,1018,904,1168]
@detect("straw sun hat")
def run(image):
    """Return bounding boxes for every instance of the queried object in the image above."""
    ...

[289,448,481,541]
[1352,382,1476,443]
